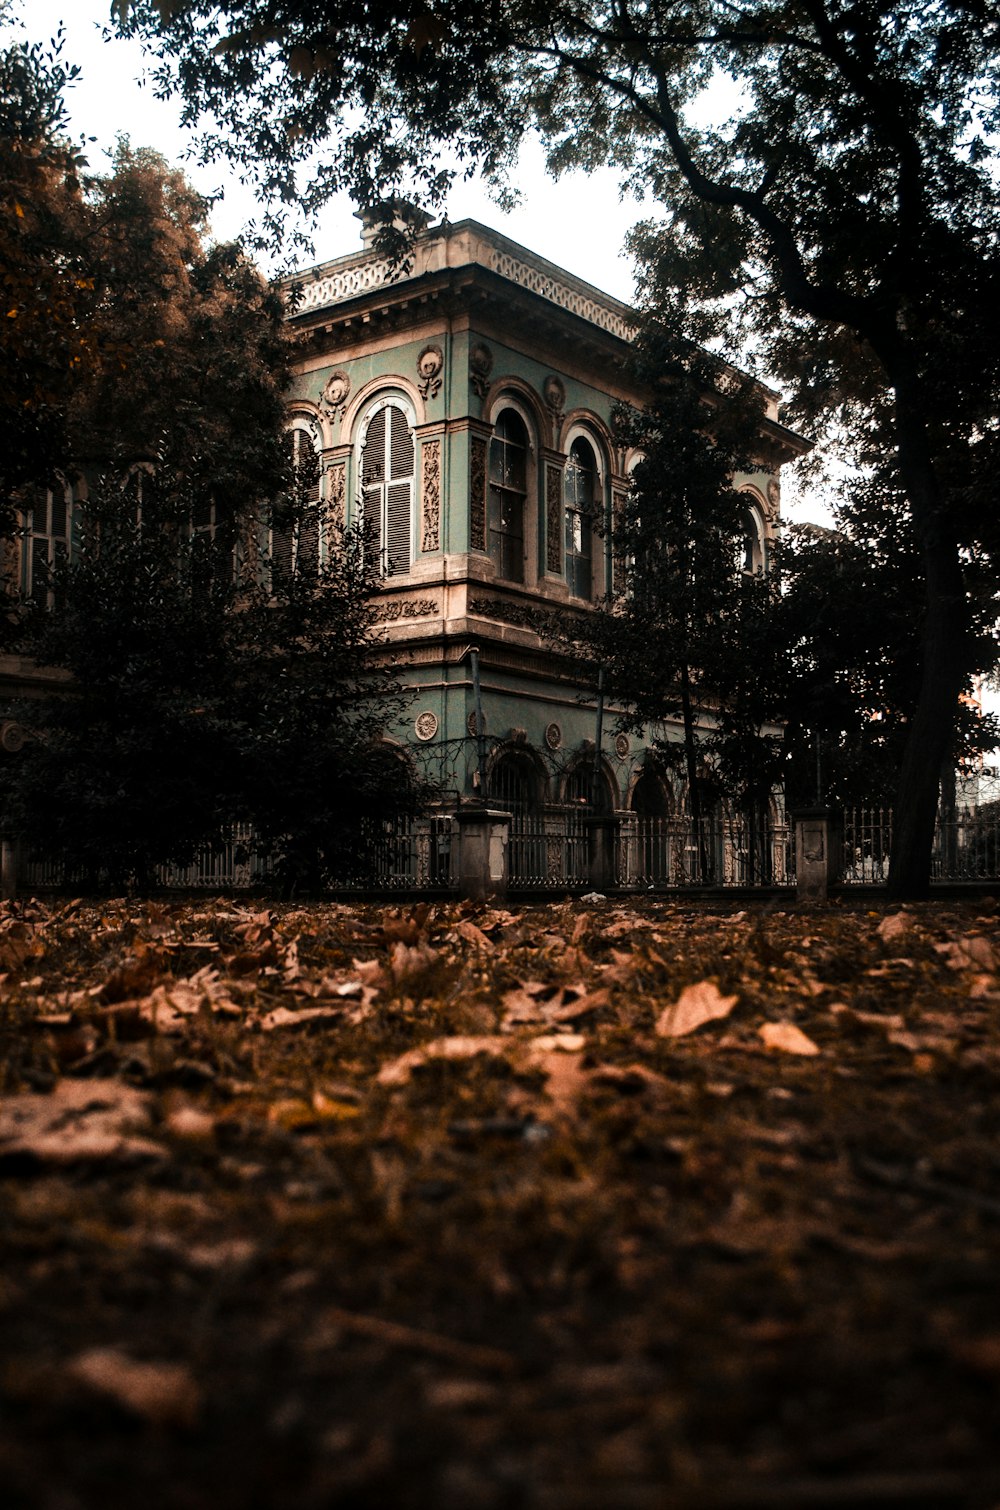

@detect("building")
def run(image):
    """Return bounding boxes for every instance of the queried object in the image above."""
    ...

[1,208,808,893]
[282,208,807,886]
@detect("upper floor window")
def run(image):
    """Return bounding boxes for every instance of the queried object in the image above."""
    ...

[22,477,74,602]
[739,501,766,578]
[272,422,323,582]
[361,400,414,577]
[564,436,597,599]
[488,409,527,582]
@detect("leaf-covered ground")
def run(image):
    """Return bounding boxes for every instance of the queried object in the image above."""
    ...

[2,895,1000,1509]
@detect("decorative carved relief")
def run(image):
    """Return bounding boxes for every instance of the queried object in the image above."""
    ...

[488,249,636,341]
[415,711,439,742]
[296,250,636,344]
[544,722,562,751]
[321,369,351,421]
[546,463,562,574]
[543,374,565,421]
[469,343,493,399]
[767,479,780,514]
[421,438,441,552]
[469,435,487,552]
[417,343,444,400]
[467,710,486,737]
[370,597,439,622]
[611,487,628,588]
[328,462,346,527]
[614,733,630,759]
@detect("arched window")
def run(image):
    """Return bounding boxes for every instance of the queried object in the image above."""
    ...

[22,475,74,602]
[564,437,597,599]
[361,400,414,577]
[488,409,528,582]
[564,761,613,815]
[272,422,323,582]
[630,769,672,817]
[490,748,541,812]
[739,500,766,577]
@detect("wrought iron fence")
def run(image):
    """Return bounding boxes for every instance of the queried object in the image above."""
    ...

[22,816,457,893]
[507,809,589,890]
[620,815,793,889]
[842,807,892,884]
[326,815,457,891]
[840,805,1000,884]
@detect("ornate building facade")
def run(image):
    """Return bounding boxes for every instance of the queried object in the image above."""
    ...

[284,211,806,853]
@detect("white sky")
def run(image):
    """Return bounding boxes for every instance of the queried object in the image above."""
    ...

[3,0,646,300]
[3,0,827,523]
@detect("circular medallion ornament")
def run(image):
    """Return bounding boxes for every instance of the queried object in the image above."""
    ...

[544,721,563,750]
[415,710,439,742]
[417,344,444,399]
[543,375,565,414]
[469,343,494,398]
[321,369,351,417]
[467,710,486,737]
[614,733,630,759]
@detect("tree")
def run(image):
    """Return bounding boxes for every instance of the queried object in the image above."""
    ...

[116,0,1000,896]
[777,469,1000,809]
[576,323,785,879]
[212,517,424,893]
[1,142,423,889]
[0,23,94,513]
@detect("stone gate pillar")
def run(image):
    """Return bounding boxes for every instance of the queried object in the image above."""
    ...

[455,806,512,901]
[793,807,843,901]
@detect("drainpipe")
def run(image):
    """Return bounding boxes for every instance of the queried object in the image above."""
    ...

[468,644,487,801]
[591,664,605,811]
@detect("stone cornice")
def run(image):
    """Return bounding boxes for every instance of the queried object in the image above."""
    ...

[286,219,636,346]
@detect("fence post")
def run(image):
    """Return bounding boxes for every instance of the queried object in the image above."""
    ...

[455,805,512,901]
[1,835,23,899]
[585,816,619,892]
[792,806,843,901]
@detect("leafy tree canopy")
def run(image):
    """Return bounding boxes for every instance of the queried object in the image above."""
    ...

[0,25,93,505]
[112,0,1000,894]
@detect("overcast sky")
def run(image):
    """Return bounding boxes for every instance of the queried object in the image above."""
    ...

[3,0,647,300]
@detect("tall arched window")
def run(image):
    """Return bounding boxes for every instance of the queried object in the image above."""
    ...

[22,475,74,602]
[564,437,597,599]
[361,400,414,577]
[739,499,766,577]
[272,422,322,582]
[488,409,527,582]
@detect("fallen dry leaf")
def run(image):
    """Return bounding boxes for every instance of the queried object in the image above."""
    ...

[259,1003,345,1032]
[877,911,913,944]
[66,1347,200,1427]
[655,980,738,1038]
[376,1036,508,1086]
[935,935,997,972]
[0,1079,164,1164]
[759,1022,821,1056]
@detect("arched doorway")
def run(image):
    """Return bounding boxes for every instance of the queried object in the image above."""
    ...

[630,766,674,885]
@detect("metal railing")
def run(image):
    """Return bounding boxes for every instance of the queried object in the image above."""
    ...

[326,815,457,890]
[508,809,589,890]
[841,805,1000,884]
[620,814,793,889]
[22,816,457,893]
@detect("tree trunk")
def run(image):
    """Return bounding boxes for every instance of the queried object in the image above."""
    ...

[886,385,967,900]
[679,663,708,881]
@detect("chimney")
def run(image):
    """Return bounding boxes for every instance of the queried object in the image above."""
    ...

[355,198,433,250]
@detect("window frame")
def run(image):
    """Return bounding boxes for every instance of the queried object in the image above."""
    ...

[21,473,76,604]
[357,393,416,579]
[487,405,531,584]
[271,417,325,585]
